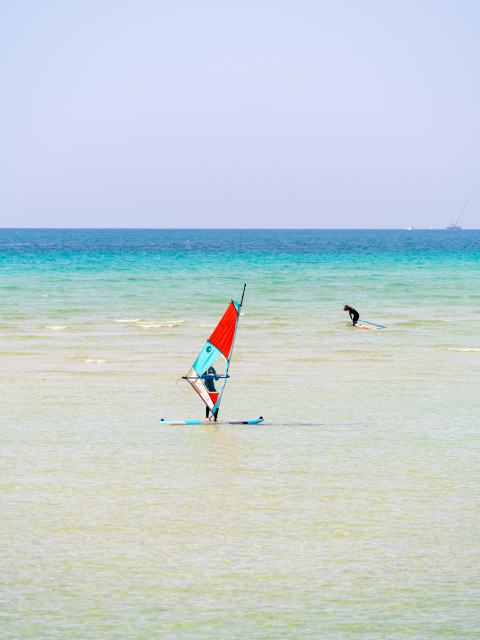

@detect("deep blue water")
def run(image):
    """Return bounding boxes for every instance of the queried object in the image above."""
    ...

[1,228,480,255]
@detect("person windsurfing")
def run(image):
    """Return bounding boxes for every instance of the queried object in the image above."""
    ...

[204,366,218,420]
[344,305,359,326]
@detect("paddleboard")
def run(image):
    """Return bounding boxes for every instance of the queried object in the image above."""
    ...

[160,417,264,425]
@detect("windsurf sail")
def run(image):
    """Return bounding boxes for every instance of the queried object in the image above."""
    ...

[183,285,246,418]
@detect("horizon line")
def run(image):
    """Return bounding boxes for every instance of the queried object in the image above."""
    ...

[1,227,477,231]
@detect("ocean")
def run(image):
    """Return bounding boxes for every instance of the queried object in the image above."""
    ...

[1,229,480,639]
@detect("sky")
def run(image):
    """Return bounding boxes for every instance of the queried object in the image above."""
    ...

[1,0,479,229]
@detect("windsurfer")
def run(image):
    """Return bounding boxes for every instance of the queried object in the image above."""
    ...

[344,305,359,325]
[205,366,217,392]
[205,366,218,420]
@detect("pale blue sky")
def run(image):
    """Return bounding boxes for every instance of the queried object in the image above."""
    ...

[1,0,479,228]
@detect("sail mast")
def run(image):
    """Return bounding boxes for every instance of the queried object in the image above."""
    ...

[211,284,245,418]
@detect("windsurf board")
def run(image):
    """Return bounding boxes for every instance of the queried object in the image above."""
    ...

[343,323,377,330]
[160,418,264,425]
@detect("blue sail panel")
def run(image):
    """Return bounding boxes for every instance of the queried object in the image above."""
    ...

[192,341,222,375]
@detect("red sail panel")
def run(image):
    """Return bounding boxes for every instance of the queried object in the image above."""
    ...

[209,392,219,406]
[209,301,238,358]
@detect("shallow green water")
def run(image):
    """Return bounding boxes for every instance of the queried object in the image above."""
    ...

[1,229,480,638]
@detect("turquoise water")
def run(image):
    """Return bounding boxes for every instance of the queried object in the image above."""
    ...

[2,229,480,638]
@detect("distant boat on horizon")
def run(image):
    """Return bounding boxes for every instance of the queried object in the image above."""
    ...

[447,201,468,230]
[407,226,413,230]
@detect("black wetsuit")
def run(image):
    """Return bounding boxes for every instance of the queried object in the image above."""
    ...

[204,367,217,419]
[349,307,359,325]
[204,367,217,392]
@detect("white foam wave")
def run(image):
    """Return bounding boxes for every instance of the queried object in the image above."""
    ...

[114,319,184,328]
[138,320,184,328]
[448,348,480,352]
[85,359,107,363]
[138,323,164,328]
[45,325,66,330]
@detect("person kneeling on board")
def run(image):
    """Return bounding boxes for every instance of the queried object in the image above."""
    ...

[344,305,359,326]
[204,366,219,420]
